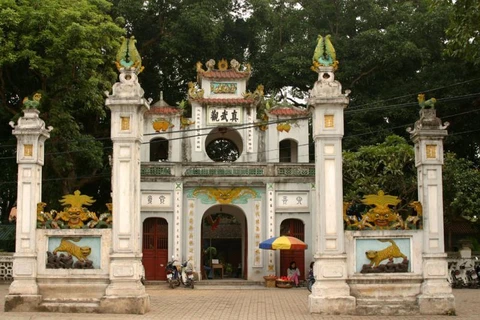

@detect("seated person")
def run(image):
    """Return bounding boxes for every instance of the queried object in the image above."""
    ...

[204,264,213,279]
[287,261,300,287]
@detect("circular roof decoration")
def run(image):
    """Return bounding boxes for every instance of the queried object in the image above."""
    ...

[218,59,228,71]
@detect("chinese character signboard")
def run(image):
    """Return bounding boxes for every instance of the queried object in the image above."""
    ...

[207,106,242,125]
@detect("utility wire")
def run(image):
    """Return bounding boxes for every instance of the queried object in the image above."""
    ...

[2,124,480,184]
[347,77,480,110]
[2,77,480,146]
[2,105,480,161]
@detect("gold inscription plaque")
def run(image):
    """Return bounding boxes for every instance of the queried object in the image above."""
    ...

[324,115,334,128]
[121,116,130,130]
[426,144,437,159]
[24,144,33,157]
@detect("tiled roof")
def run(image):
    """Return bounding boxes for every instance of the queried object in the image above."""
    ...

[268,106,310,116]
[146,96,182,115]
[146,106,182,115]
[194,98,254,105]
[199,70,250,80]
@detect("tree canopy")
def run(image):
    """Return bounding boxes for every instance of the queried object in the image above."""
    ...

[1,0,480,223]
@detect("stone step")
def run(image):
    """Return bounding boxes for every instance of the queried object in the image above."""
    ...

[146,279,267,289]
[355,298,419,316]
[40,298,100,313]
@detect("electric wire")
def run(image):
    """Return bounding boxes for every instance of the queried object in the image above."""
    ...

[2,76,480,146]
[347,77,480,110]
[1,104,480,161]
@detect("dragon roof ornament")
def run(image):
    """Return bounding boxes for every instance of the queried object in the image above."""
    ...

[195,59,251,80]
[311,34,339,72]
[115,36,144,74]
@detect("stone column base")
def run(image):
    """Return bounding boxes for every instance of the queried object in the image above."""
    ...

[418,294,455,315]
[4,294,42,312]
[99,294,150,314]
[309,295,356,314]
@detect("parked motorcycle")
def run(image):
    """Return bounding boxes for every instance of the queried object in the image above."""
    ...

[180,259,195,289]
[448,261,465,288]
[166,256,181,289]
[458,261,472,288]
[476,258,480,280]
[466,267,478,288]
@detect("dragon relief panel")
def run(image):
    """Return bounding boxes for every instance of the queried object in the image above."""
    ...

[343,190,423,230]
[191,187,259,204]
[37,190,112,229]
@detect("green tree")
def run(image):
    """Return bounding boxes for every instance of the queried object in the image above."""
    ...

[111,0,250,104]
[110,0,480,162]
[0,0,124,210]
[443,153,480,224]
[343,135,417,205]
[441,0,480,65]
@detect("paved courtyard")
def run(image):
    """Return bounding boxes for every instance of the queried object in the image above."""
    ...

[0,284,479,319]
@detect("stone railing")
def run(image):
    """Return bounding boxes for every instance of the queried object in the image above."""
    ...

[0,253,13,281]
[141,162,315,178]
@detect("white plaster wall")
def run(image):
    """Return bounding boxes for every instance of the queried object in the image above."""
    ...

[265,118,309,163]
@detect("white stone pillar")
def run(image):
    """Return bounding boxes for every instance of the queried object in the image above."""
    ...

[408,109,455,314]
[6,108,51,306]
[101,66,150,313]
[308,67,355,314]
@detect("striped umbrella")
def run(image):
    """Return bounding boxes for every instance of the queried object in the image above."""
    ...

[259,236,308,250]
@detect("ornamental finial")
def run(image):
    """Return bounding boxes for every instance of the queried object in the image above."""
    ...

[311,34,339,72]
[115,36,144,74]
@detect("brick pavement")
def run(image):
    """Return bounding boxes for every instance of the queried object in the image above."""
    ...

[0,284,479,319]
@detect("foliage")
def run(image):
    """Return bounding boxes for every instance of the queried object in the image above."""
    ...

[443,153,480,223]
[1,0,480,223]
[343,135,417,205]
[441,0,480,65]
[0,0,124,209]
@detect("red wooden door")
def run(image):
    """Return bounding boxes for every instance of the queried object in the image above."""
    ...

[280,219,305,280]
[142,218,168,280]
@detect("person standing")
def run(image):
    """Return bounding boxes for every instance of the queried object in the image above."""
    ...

[287,261,300,287]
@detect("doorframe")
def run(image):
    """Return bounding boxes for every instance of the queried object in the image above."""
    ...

[277,217,307,279]
[198,204,248,280]
[141,216,169,280]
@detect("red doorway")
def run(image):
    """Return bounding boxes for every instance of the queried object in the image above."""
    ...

[142,218,168,280]
[279,219,305,280]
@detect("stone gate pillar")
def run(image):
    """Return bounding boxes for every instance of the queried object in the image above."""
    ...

[408,107,455,314]
[100,36,150,314]
[6,107,51,307]
[308,64,355,314]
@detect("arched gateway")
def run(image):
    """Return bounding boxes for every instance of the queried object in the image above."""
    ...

[140,58,313,282]
[6,35,454,316]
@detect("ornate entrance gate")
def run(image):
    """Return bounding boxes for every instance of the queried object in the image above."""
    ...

[142,218,168,280]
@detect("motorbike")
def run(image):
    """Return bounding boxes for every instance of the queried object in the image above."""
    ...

[448,261,464,288]
[476,258,480,280]
[166,256,181,289]
[458,260,473,288]
[180,259,195,289]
